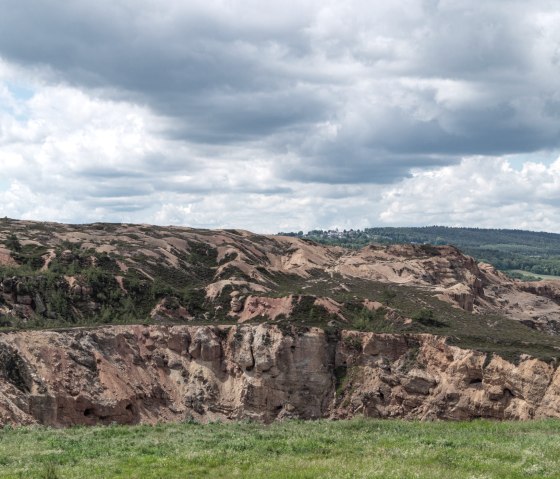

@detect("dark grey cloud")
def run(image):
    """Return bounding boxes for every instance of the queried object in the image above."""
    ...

[1,0,560,187]
[417,5,530,76]
[81,185,154,199]
[75,168,151,179]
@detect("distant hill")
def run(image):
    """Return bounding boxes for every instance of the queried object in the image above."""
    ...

[279,226,560,278]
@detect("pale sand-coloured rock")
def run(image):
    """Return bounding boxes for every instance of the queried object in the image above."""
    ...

[3,220,560,325]
[1,324,560,427]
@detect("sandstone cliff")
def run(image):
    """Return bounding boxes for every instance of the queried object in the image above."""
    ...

[1,324,559,426]
[2,219,560,426]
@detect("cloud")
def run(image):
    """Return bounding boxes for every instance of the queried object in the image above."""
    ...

[1,2,560,180]
[379,156,560,231]
[0,73,310,230]
[1,1,560,230]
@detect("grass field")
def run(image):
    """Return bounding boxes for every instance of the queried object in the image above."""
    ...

[506,269,560,281]
[1,419,560,478]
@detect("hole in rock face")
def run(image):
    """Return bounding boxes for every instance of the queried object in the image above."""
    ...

[126,404,133,412]
[504,388,515,398]
[469,378,482,385]
[83,408,94,417]
[3,353,31,393]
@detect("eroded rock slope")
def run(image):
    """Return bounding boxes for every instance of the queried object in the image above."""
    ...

[2,219,560,333]
[2,219,560,425]
[1,324,560,426]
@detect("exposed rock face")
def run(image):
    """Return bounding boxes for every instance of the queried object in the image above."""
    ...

[334,331,558,420]
[2,219,560,330]
[331,244,560,322]
[1,324,560,427]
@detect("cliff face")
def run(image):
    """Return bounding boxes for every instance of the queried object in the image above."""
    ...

[3,221,560,426]
[1,324,559,427]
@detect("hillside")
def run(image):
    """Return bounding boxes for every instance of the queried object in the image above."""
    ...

[285,226,560,278]
[1,218,560,361]
[2,219,560,426]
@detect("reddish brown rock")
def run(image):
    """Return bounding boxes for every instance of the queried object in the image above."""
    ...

[1,325,560,427]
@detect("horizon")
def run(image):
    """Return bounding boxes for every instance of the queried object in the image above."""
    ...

[1,2,560,232]
[4,216,560,237]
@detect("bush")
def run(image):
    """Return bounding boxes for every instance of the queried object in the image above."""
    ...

[351,307,393,332]
[5,233,22,252]
[380,288,397,306]
[412,308,446,328]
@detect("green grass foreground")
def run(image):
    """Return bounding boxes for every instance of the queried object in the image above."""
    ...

[1,419,560,479]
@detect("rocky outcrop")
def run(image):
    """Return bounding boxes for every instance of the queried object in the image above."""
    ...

[334,331,558,420]
[3,219,560,330]
[1,324,560,427]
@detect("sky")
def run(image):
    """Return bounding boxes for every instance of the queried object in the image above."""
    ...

[1,0,560,233]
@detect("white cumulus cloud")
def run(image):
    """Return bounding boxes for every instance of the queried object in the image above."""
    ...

[1,1,560,231]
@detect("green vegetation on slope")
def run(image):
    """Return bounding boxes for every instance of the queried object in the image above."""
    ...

[270,274,560,363]
[0,221,216,328]
[1,419,560,478]
[281,226,560,277]
[1,220,560,363]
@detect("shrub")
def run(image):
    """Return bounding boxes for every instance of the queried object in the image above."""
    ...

[412,308,446,328]
[5,233,22,252]
[350,307,392,332]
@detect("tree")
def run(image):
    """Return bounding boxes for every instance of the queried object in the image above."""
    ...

[5,233,22,253]
[380,288,397,306]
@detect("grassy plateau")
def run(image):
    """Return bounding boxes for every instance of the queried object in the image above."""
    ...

[1,419,560,478]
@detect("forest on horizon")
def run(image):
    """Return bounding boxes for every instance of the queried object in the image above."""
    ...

[279,226,560,278]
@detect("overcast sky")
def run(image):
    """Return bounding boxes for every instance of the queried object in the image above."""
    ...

[1,0,560,233]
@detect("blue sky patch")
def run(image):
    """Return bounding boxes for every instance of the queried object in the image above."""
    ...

[506,151,559,170]
[7,81,34,102]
